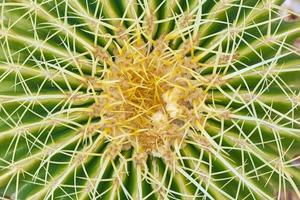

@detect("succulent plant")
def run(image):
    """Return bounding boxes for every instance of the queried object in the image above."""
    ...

[1,0,300,199]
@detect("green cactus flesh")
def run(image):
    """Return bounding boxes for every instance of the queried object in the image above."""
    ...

[0,0,300,199]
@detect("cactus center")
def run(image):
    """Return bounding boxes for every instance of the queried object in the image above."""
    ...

[98,39,206,154]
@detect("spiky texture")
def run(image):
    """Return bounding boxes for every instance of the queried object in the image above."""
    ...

[0,0,300,199]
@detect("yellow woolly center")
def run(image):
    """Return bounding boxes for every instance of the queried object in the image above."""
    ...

[98,38,206,154]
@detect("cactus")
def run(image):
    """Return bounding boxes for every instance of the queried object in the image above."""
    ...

[0,0,300,199]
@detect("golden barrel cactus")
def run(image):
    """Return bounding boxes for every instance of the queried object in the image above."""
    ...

[0,0,300,199]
